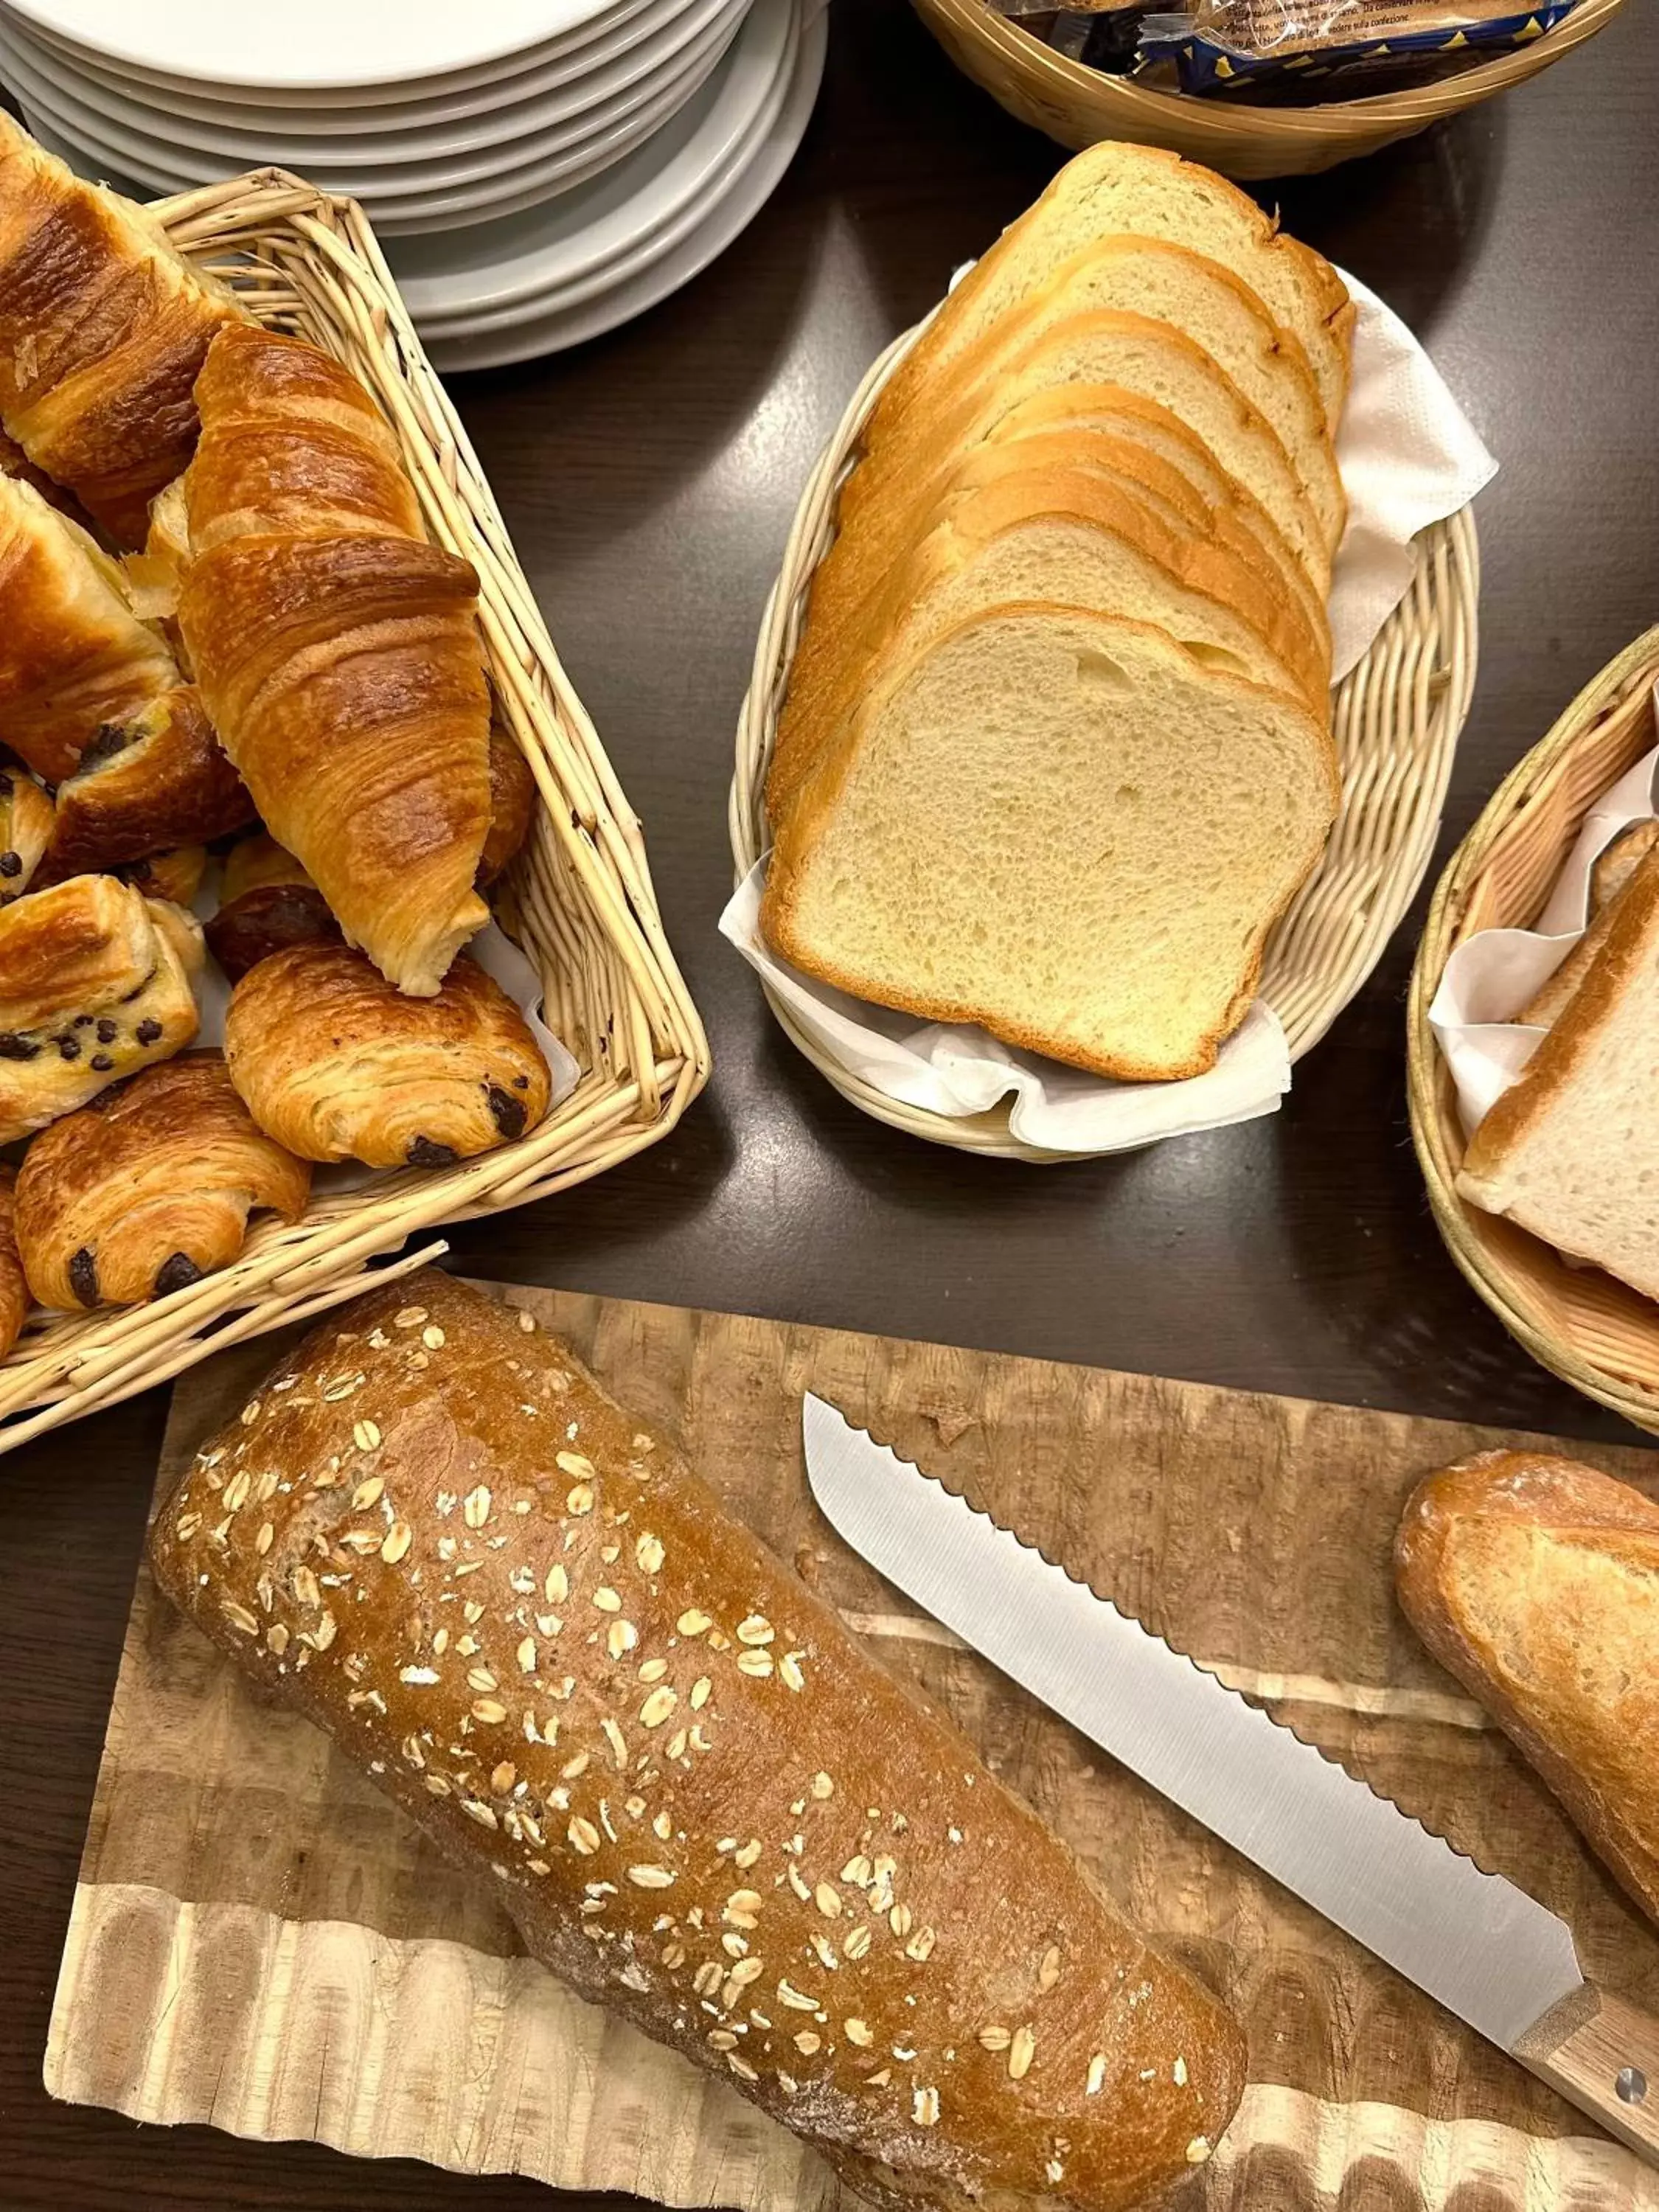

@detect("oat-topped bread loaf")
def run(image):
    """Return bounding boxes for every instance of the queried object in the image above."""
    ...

[150,1270,1245,2212]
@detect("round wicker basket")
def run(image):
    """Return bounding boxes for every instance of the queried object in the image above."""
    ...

[1408,625,1659,1435]
[911,0,1630,179]
[731,319,1481,1163]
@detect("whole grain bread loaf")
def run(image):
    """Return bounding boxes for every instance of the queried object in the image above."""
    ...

[149,1269,1245,2212]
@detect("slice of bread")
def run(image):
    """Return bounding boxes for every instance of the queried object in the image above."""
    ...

[1459,848,1659,1298]
[842,309,1332,594]
[866,238,1343,563]
[866,144,1353,447]
[978,383,1328,643]
[767,451,1330,818]
[763,605,1339,1082]
[1517,821,1659,1029]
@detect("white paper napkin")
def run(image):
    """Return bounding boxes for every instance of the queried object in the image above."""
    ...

[724,273,1495,1155]
[1430,695,1659,1135]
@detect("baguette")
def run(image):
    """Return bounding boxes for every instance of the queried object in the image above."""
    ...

[149,1270,1245,2212]
[1395,1450,1659,1925]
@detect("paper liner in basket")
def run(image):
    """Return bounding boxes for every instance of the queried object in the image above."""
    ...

[724,275,1495,1155]
[1430,689,1659,1133]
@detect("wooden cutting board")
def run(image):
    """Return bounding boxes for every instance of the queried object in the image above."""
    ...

[44,1280,1659,2211]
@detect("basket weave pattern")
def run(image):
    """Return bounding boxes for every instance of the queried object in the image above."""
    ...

[1408,626,1659,1431]
[731,319,1479,1161]
[0,168,709,1451]
[911,0,1631,180]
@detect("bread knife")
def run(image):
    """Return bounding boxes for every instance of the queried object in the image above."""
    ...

[801,1394,1659,2166]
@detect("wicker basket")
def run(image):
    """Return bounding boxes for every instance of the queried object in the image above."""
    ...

[0,167,709,1453]
[1408,626,1659,1435]
[912,0,1630,179]
[731,319,1480,1161]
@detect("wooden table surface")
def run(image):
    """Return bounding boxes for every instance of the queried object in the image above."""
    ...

[4,3,1658,2205]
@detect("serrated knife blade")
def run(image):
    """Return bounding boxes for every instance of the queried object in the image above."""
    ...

[802,1394,1659,2162]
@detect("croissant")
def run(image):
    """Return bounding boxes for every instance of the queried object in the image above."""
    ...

[0,874,202,1141]
[40,683,254,880]
[481,705,537,886]
[0,1166,28,1360]
[176,325,492,995]
[223,939,550,1168]
[0,768,55,904]
[15,1050,310,1310]
[204,832,341,983]
[0,476,178,781]
[0,115,245,544]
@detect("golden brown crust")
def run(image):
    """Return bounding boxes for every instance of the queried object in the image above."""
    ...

[481,708,536,887]
[1462,846,1659,1190]
[223,941,549,1167]
[0,1166,29,1360]
[0,875,202,1141]
[178,327,491,995]
[0,115,245,543]
[115,846,206,907]
[1396,1450,1659,1926]
[0,767,55,904]
[148,1270,1244,2211]
[38,682,254,880]
[0,476,178,782]
[15,1048,309,1309]
[206,833,341,984]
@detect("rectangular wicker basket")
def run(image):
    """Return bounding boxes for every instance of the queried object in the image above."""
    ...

[0,166,709,1453]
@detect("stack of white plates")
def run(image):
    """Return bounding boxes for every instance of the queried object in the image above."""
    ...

[0,0,824,361]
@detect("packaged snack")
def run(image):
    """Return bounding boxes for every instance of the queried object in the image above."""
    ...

[992,1,1152,69]
[1136,0,1581,94]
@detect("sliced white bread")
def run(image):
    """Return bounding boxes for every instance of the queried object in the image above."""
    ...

[768,448,1329,815]
[1458,849,1659,1299]
[979,383,1328,644]
[841,309,1332,595]
[763,605,1339,1082]
[1517,821,1659,1028]
[865,144,1354,448]
[858,238,1343,564]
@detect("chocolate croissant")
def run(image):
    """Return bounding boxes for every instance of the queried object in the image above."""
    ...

[0,476,178,782]
[115,846,207,908]
[0,1166,28,1361]
[0,115,246,544]
[0,768,55,905]
[204,833,341,984]
[0,875,202,1141]
[15,1050,310,1310]
[176,326,492,995]
[481,705,536,886]
[223,940,550,1168]
[40,684,254,880]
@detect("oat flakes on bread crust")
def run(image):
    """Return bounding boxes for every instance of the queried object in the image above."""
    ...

[149,1269,1245,2212]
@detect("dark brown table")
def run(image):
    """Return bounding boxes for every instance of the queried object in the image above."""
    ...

[4,2,1658,2203]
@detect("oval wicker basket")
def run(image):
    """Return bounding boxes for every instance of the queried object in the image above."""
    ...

[912,0,1630,179]
[0,165,709,1453]
[1408,625,1659,1435]
[731,319,1480,1162]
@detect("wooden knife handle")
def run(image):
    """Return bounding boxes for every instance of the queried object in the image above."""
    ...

[1515,1983,1659,2165]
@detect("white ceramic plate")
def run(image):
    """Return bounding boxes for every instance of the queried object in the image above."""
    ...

[1,0,745,167]
[0,0,746,188]
[415,0,790,333]
[1,0,626,91]
[2,25,740,232]
[389,0,791,321]
[0,0,673,128]
[425,0,821,369]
